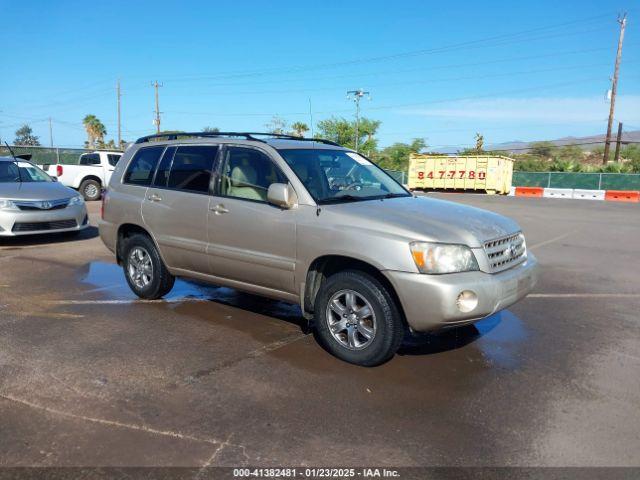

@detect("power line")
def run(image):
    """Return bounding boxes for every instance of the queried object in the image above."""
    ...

[152,14,612,83]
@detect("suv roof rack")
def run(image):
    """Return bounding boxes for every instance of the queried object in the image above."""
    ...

[134,131,342,147]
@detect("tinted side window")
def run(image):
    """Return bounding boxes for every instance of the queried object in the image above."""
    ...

[167,146,218,193]
[107,154,121,167]
[153,146,177,187]
[79,153,100,165]
[220,147,286,202]
[123,146,165,186]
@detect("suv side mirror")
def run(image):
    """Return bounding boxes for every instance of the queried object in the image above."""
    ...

[267,183,297,209]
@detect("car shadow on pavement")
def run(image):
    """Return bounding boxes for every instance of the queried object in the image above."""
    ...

[0,226,99,248]
[397,314,502,356]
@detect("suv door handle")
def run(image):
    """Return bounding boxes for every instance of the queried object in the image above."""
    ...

[148,194,162,202]
[210,204,229,214]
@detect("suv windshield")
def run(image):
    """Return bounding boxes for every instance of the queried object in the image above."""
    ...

[0,161,53,183]
[278,149,409,204]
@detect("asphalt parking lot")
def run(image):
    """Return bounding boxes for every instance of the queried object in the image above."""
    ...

[0,195,639,468]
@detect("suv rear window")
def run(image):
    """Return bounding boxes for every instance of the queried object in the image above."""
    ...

[123,146,165,186]
[107,154,122,167]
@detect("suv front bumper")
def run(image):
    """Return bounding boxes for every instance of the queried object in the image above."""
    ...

[384,254,538,332]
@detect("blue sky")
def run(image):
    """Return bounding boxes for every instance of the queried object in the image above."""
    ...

[0,0,638,149]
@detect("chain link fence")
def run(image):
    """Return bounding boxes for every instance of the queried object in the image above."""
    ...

[385,169,408,185]
[0,145,106,166]
[513,172,640,190]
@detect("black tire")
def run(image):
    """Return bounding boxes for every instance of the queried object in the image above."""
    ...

[313,270,404,366]
[80,179,102,201]
[121,233,175,299]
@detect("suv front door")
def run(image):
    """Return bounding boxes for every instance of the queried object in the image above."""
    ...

[142,145,219,272]
[207,145,297,294]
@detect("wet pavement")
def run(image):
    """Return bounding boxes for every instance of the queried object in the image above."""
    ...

[0,196,639,467]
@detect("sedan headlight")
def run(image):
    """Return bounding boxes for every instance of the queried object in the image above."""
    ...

[410,242,479,274]
[0,199,19,211]
[68,195,84,206]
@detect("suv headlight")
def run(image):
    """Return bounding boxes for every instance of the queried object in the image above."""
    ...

[410,242,479,274]
[0,199,19,211]
[68,195,84,206]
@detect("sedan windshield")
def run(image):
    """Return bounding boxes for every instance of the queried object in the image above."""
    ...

[0,161,53,183]
[278,149,409,204]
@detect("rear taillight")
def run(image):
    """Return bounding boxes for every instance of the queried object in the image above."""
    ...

[56,165,63,177]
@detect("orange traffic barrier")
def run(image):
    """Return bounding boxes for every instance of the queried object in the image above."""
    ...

[604,190,640,203]
[514,186,544,197]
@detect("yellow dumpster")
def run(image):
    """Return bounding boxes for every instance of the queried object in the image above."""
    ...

[407,154,514,195]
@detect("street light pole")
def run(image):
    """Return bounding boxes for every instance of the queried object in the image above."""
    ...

[347,89,370,152]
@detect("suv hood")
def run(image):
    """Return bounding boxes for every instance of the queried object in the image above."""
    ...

[0,181,77,201]
[323,195,520,248]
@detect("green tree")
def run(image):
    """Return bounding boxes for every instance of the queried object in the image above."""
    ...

[82,115,107,148]
[376,138,426,171]
[290,122,309,138]
[265,116,288,135]
[14,124,41,146]
[474,133,484,153]
[553,145,583,162]
[316,117,381,152]
[203,126,220,133]
[529,141,556,158]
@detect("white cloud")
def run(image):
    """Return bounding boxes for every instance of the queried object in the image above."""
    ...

[398,95,640,124]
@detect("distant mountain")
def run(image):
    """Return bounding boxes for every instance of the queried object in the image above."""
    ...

[487,130,640,153]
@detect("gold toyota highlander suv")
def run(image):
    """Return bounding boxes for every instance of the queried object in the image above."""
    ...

[99,132,537,366]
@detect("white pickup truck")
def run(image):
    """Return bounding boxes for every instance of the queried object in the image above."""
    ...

[45,151,122,201]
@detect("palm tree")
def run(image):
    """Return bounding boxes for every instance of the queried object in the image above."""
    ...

[290,122,309,138]
[83,115,107,148]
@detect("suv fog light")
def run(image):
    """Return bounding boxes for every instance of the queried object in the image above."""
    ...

[456,290,478,313]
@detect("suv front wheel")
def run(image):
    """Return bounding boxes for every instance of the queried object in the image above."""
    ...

[122,233,175,299]
[314,270,404,366]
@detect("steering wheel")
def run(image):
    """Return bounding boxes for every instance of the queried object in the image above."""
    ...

[344,182,364,191]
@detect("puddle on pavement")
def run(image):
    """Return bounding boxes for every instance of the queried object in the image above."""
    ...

[79,261,304,324]
[79,261,526,369]
[396,310,527,369]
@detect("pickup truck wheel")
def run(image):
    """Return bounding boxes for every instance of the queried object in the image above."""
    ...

[314,270,404,366]
[80,179,101,201]
[122,234,175,299]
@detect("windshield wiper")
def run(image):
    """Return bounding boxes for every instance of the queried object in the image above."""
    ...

[319,194,373,204]
[382,193,409,199]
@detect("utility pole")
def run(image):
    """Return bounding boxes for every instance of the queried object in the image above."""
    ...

[117,79,122,147]
[347,89,370,152]
[48,117,53,147]
[613,122,624,162]
[603,13,627,164]
[152,80,163,134]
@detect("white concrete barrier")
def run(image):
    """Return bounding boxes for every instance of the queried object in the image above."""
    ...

[572,189,605,201]
[508,186,516,196]
[543,188,573,199]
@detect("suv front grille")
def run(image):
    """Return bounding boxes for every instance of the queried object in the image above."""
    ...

[12,219,77,233]
[484,232,526,273]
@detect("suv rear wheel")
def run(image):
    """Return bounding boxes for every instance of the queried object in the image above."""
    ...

[314,270,404,366]
[122,233,175,299]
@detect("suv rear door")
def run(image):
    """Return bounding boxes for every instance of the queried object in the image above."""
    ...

[141,144,219,272]
[206,145,297,294]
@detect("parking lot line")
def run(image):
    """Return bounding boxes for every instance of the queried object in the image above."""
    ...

[528,293,640,298]
[528,231,574,250]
